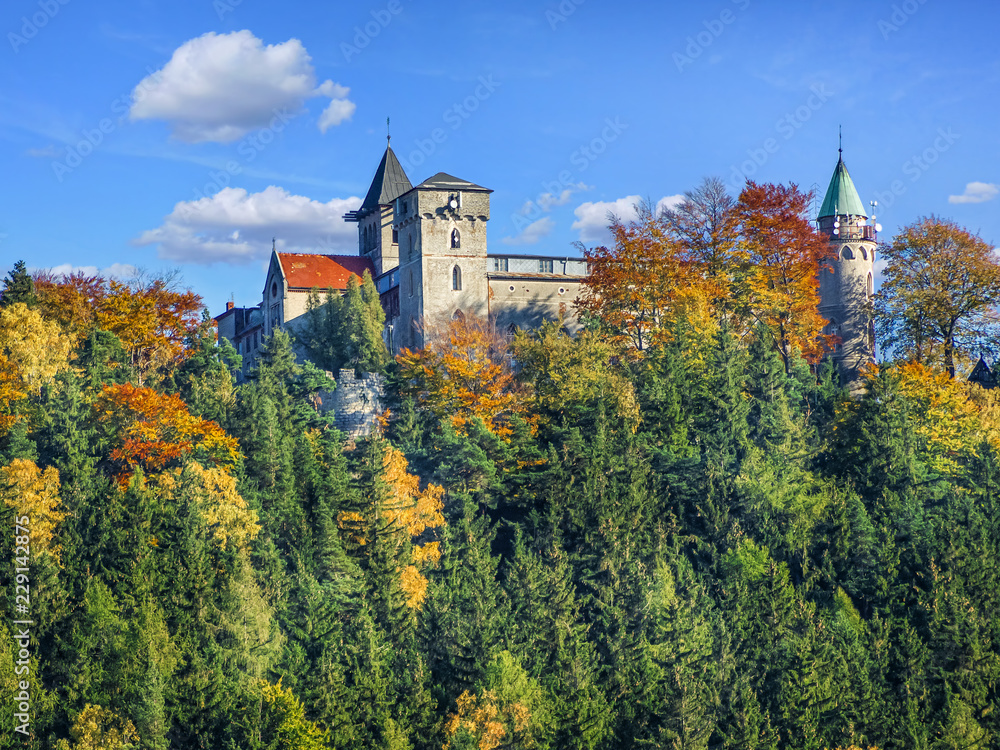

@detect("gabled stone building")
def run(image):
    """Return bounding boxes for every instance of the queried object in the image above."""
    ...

[216,142,587,373]
[345,143,586,351]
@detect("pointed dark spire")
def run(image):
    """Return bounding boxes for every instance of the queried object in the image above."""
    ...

[343,143,413,222]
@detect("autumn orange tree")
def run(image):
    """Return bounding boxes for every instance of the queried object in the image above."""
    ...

[396,314,533,439]
[735,181,836,372]
[93,383,238,485]
[576,202,700,354]
[34,270,203,377]
[874,216,1000,376]
[33,271,106,339]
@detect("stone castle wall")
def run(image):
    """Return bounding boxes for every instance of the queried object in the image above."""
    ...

[323,368,385,438]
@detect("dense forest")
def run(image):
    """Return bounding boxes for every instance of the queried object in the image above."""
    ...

[2,180,1000,750]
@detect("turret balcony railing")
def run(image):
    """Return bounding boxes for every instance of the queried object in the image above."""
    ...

[832,224,876,241]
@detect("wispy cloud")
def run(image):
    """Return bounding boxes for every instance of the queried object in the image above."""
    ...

[948,181,998,204]
[26,145,60,158]
[502,216,554,246]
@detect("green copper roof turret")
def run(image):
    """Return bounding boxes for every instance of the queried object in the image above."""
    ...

[818,156,867,219]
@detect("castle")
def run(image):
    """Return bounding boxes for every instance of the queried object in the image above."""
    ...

[216,144,875,383]
[216,140,587,379]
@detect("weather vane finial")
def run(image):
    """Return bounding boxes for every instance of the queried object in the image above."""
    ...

[839,125,842,157]
[387,117,391,147]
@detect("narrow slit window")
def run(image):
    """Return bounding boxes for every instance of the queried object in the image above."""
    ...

[452,265,462,291]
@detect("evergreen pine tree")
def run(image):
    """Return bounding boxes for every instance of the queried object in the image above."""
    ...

[0,260,37,308]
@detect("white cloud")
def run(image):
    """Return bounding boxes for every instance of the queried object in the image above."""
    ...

[572,196,642,244]
[129,30,356,143]
[948,181,999,204]
[572,195,687,244]
[656,194,685,216]
[502,217,555,246]
[318,98,357,133]
[133,186,362,264]
[39,263,138,279]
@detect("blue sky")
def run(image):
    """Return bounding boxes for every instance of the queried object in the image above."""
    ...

[2,0,998,314]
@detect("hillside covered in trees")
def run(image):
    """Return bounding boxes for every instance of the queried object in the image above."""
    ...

[2,183,1000,750]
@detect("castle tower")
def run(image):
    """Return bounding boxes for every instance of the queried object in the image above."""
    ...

[395,172,492,349]
[343,142,413,276]
[816,150,876,382]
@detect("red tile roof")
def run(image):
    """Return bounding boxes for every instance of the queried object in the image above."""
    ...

[278,253,376,290]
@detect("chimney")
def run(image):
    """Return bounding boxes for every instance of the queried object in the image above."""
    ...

[226,301,235,311]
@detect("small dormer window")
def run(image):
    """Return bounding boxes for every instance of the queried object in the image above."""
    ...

[451,229,461,249]
[539,259,554,273]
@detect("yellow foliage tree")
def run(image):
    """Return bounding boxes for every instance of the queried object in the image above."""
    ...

[252,679,330,750]
[444,651,547,750]
[840,362,999,478]
[157,463,260,553]
[338,444,444,609]
[95,277,203,377]
[396,314,533,439]
[512,321,640,429]
[0,352,26,436]
[0,459,67,562]
[0,302,73,392]
[894,362,987,476]
[54,704,139,750]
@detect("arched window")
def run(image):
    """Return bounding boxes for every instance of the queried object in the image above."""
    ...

[453,309,465,321]
[451,229,461,248]
[842,247,855,260]
[868,272,873,298]
[452,265,462,291]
